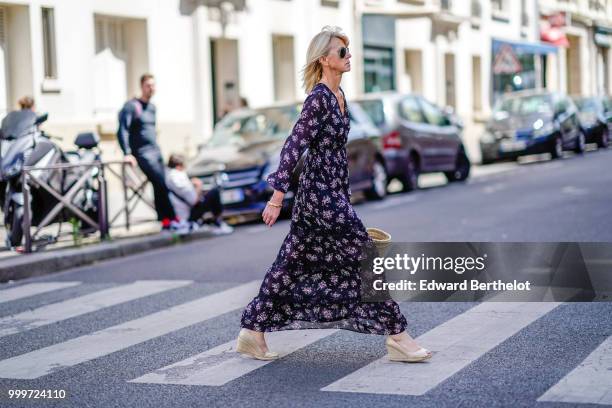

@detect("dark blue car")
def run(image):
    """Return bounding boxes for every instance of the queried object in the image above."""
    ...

[480,90,585,164]
[573,95,610,149]
[186,101,387,220]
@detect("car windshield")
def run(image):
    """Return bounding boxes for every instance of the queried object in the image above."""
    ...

[575,98,599,113]
[348,102,376,127]
[206,105,300,148]
[493,94,553,116]
[356,100,386,127]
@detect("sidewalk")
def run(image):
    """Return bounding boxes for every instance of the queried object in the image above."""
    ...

[0,183,232,283]
[0,224,224,283]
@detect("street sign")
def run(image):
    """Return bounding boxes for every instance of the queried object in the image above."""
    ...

[493,44,522,74]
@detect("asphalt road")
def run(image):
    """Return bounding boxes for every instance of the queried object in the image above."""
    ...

[0,147,611,408]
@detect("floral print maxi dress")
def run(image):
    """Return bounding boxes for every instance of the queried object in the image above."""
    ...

[240,82,408,335]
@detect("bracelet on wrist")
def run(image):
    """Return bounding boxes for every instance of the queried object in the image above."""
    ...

[267,200,282,208]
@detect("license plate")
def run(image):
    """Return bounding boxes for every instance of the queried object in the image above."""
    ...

[500,140,526,152]
[221,188,244,204]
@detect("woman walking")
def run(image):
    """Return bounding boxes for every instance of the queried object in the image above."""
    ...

[236,26,432,363]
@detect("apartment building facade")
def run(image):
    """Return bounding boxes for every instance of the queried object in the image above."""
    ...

[0,0,609,160]
[0,0,354,159]
[539,0,612,96]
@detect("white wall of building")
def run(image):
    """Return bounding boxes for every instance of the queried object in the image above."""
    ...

[0,0,197,159]
[1,0,609,164]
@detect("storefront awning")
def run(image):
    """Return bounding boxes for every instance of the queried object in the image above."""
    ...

[541,26,570,47]
[540,13,569,48]
[595,26,612,47]
[492,38,558,55]
[596,25,612,34]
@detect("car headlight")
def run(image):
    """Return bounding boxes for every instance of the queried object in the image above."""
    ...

[533,122,555,138]
[579,113,598,128]
[582,120,597,129]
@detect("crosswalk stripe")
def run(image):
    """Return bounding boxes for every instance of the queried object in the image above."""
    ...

[128,287,573,388]
[0,282,81,304]
[0,280,193,337]
[321,301,564,396]
[537,335,612,405]
[0,281,260,379]
[128,329,338,386]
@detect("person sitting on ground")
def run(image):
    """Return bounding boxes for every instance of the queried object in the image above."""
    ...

[165,153,234,234]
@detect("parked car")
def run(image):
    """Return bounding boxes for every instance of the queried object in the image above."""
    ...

[572,95,610,149]
[480,90,585,164]
[186,100,388,218]
[352,92,470,191]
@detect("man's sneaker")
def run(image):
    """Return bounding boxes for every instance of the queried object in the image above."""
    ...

[195,223,213,233]
[162,219,190,235]
[211,220,234,235]
[161,218,172,230]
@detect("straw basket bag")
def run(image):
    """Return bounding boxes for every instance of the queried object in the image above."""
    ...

[366,227,392,257]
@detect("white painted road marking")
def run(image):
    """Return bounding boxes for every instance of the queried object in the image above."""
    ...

[0,282,81,304]
[321,301,563,395]
[0,281,260,379]
[537,335,612,405]
[0,280,193,337]
[129,329,338,386]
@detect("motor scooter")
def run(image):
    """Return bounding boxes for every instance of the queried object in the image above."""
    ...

[0,110,102,248]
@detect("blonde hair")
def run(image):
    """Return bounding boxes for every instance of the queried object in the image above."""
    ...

[301,26,349,94]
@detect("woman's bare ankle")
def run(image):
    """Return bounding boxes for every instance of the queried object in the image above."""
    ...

[241,328,268,349]
[389,331,407,341]
[389,331,421,352]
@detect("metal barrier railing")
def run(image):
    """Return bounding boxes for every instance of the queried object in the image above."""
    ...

[20,160,156,253]
[105,161,156,231]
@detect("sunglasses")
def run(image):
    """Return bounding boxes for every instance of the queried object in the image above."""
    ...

[338,46,350,59]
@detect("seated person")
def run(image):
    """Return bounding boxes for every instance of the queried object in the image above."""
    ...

[165,153,234,234]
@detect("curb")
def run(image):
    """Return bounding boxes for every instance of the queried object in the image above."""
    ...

[0,229,216,283]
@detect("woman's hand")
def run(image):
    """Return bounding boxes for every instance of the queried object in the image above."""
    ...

[262,190,285,227]
[262,202,282,227]
[124,154,137,167]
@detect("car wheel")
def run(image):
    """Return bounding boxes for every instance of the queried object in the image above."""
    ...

[364,160,388,200]
[573,130,586,154]
[401,153,419,192]
[445,149,471,182]
[598,127,609,149]
[550,135,563,159]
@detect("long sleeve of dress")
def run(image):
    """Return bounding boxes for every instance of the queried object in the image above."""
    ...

[266,91,327,193]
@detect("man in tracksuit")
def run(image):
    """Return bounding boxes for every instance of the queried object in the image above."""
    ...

[117,73,178,230]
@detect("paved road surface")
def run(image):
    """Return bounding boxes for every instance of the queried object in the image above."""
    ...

[0,147,611,407]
